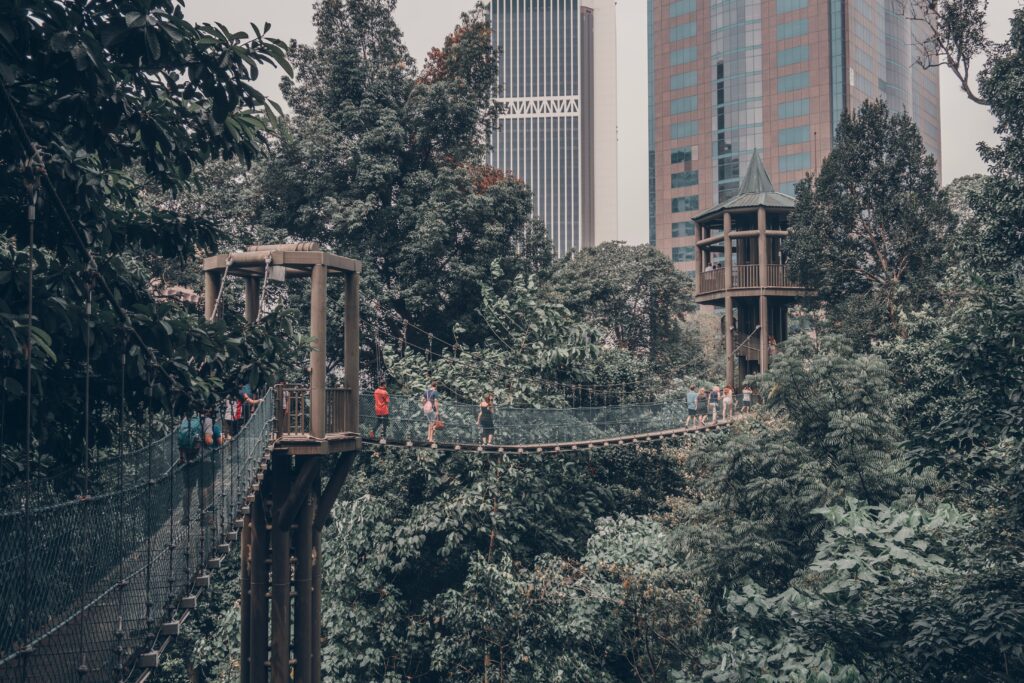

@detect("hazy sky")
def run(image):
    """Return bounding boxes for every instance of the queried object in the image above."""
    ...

[185,0,1020,240]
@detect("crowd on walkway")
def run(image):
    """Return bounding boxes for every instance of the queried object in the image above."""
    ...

[177,381,263,464]
[685,384,755,426]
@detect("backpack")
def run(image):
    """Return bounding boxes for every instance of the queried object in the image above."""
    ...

[422,399,433,415]
[177,417,202,449]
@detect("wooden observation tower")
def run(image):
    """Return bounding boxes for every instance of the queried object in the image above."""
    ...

[692,151,809,386]
[203,243,361,683]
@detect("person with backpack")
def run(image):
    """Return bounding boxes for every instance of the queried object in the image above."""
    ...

[709,385,721,423]
[696,388,708,426]
[177,413,202,464]
[423,382,441,443]
[371,382,390,442]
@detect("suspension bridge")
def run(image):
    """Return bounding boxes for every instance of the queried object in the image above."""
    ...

[1,245,737,683]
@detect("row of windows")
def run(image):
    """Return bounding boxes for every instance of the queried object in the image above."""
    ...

[777,18,808,40]
[670,46,698,65]
[672,246,696,262]
[669,0,696,18]
[778,98,809,118]
[671,170,699,188]
[777,71,809,92]
[670,71,698,90]
[777,44,808,67]
[672,195,699,212]
[672,220,695,238]
[672,121,698,139]
[671,95,699,114]
[779,151,811,172]
[671,146,694,164]
[670,21,697,41]
[779,125,810,146]
[777,0,808,13]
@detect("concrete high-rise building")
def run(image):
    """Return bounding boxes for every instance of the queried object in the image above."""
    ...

[488,0,619,256]
[648,0,942,272]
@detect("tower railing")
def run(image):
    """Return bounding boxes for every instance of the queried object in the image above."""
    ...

[696,264,801,296]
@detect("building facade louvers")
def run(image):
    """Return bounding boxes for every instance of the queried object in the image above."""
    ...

[489,0,618,257]
[648,0,942,273]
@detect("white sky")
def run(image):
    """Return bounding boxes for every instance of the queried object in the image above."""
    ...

[185,0,1021,242]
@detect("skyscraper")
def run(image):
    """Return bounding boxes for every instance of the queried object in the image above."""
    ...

[489,0,619,256]
[648,0,942,272]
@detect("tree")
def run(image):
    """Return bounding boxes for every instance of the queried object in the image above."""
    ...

[0,0,298,480]
[259,0,551,353]
[787,100,953,346]
[549,242,703,375]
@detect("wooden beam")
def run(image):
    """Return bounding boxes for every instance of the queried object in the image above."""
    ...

[273,458,321,531]
[313,453,356,531]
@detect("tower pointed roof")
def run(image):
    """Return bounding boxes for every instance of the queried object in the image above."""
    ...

[692,150,796,221]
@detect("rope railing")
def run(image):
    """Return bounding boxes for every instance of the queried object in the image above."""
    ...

[0,394,275,683]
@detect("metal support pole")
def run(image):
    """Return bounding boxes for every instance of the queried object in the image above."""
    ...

[250,491,269,683]
[203,271,220,321]
[343,271,360,433]
[294,459,319,682]
[310,263,327,439]
[240,507,252,682]
[245,278,260,323]
[270,451,292,682]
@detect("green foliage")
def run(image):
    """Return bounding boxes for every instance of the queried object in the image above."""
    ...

[787,100,953,346]
[549,242,704,375]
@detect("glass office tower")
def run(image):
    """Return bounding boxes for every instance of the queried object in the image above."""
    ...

[648,0,942,272]
[489,0,618,256]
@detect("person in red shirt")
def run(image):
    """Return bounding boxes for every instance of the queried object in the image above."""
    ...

[372,383,390,441]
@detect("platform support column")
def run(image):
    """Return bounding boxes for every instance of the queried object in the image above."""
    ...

[270,451,292,682]
[723,212,734,387]
[294,458,319,682]
[250,491,269,683]
[241,506,252,682]
[344,271,360,433]
[757,207,769,373]
[245,278,260,323]
[203,271,221,321]
[311,263,327,439]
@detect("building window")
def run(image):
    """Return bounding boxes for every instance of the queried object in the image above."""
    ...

[671,147,694,164]
[669,0,696,17]
[777,71,810,93]
[779,152,812,172]
[672,221,696,238]
[778,98,810,118]
[672,195,700,212]
[671,121,698,139]
[776,0,808,13]
[779,125,811,146]
[777,45,809,67]
[671,170,699,188]
[780,181,798,195]
[670,95,698,114]
[672,246,696,262]
[670,22,697,41]
[670,47,698,66]
[670,71,697,90]
[777,18,809,40]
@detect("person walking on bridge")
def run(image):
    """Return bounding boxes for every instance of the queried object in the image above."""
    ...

[709,386,721,423]
[372,382,390,442]
[696,388,708,426]
[477,394,496,445]
[722,386,734,420]
[423,381,441,443]
[686,385,698,427]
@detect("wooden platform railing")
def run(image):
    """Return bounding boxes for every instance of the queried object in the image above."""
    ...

[696,264,801,295]
[275,385,356,437]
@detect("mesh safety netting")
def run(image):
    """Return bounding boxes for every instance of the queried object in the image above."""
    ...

[0,396,274,682]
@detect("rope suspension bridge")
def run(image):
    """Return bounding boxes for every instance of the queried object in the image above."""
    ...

[2,244,737,683]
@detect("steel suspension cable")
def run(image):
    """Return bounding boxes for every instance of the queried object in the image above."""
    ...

[114,334,127,677]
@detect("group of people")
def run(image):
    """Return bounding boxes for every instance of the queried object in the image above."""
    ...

[177,382,262,464]
[370,381,497,445]
[685,384,755,426]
